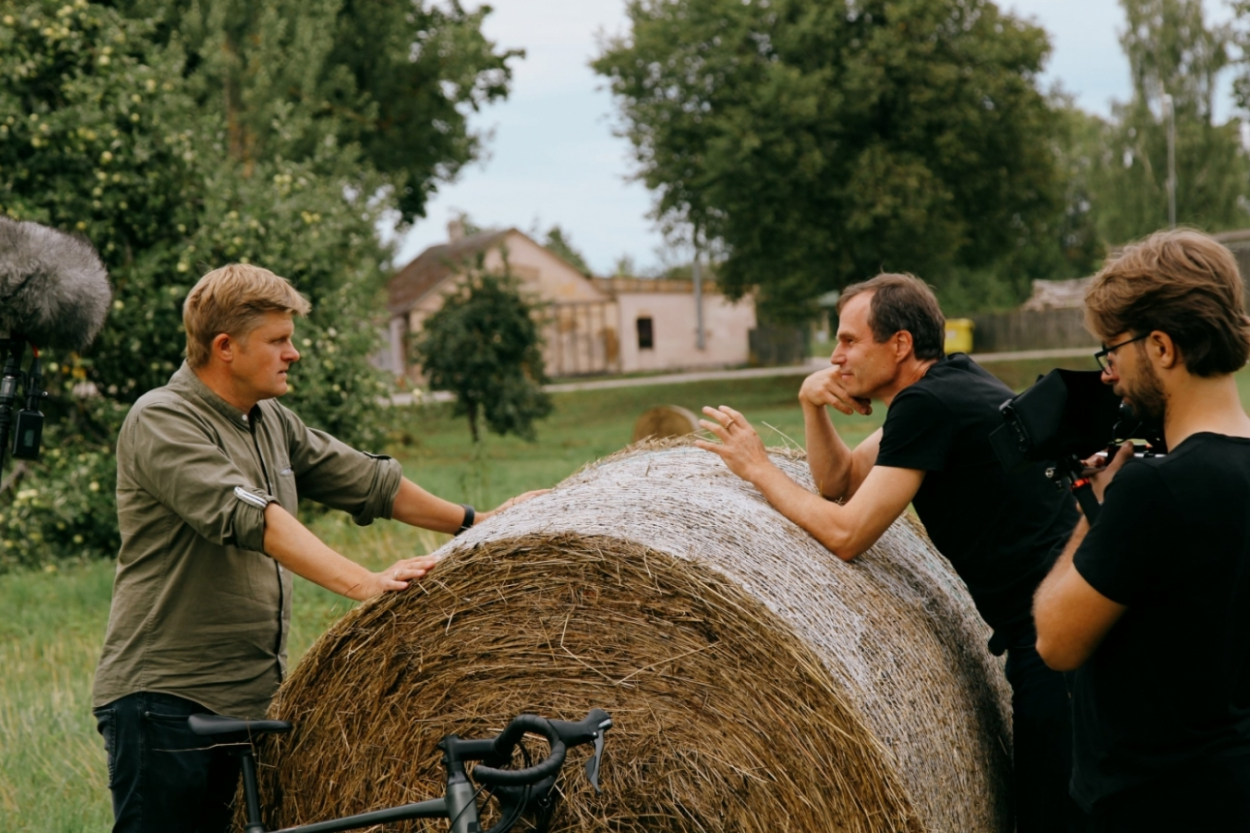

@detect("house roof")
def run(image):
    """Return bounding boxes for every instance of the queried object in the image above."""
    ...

[593,276,722,295]
[387,228,511,315]
[1020,277,1093,311]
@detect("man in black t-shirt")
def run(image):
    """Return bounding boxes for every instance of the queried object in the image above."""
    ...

[696,273,1082,832]
[1035,230,1250,832]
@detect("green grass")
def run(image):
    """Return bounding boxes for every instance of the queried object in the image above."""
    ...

[0,565,115,831]
[393,374,875,510]
[0,356,1239,831]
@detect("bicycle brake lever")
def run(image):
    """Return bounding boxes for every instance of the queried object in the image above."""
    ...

[585,730,605,794]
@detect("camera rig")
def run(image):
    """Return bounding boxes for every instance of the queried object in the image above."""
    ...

[0,334,48,481]
[989,368,1164,522]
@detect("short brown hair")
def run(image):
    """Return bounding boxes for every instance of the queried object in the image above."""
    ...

[1085,230,1250,376]
[837,273,946,360]
[183,264,311,368]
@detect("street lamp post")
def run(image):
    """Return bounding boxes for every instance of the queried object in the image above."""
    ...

[693,232,706,351]
[1163,93,1176,228]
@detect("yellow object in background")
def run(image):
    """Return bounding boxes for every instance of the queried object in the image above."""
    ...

[944,318,974,354]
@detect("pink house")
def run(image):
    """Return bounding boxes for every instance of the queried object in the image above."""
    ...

[385,224,757,381]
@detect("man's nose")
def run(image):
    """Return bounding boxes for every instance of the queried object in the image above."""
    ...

[286,346,300,363]
[1100,365,1118,384]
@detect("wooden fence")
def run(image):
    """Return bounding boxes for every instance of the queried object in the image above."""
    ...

[965,231,1250,354]
[749,323,809,366]
[968,308,1098,353]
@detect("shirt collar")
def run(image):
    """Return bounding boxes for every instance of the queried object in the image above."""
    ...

[168,362,263,428]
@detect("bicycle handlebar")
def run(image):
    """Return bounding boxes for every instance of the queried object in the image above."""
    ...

[471,708,613,788]
[473,715,566,786]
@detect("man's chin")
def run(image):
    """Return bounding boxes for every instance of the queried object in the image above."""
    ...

[840,381,868,399]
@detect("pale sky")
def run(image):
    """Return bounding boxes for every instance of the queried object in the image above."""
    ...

[386,0,1240,276]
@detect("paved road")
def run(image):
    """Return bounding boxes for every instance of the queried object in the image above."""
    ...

[387,346,1095,406]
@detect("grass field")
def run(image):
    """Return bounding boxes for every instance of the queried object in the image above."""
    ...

[5,353,1211,831]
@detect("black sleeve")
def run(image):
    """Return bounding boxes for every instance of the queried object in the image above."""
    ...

[875,387,955,472]
[1073,462,1171,606]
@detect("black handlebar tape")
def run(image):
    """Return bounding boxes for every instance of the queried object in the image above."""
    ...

[547,708,612,747]
[473,715,567,786]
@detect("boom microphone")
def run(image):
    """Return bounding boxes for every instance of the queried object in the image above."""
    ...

[0,217,111,479]
[0,216,111,351]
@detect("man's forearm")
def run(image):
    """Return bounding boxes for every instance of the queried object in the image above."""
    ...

[262,502,377,599]
[751,462,858,558]
[1034,515,1109,671]
[1036,516,1089,605]
[390,478,473,534]
[803,402,854,499]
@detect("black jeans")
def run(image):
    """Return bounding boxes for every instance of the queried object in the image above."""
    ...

[93,691,242,833]
[1005,642,1090,833]
[1089,754,1250,833]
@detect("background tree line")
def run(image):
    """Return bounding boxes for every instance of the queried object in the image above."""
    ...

[3,0,1249,568]
[594,0,1250,321]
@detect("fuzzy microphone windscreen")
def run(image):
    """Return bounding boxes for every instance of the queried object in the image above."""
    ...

[0,217,111,351]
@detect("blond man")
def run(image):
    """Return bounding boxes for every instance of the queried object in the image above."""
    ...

[92,265,539,833]
[1035,230,1250,830]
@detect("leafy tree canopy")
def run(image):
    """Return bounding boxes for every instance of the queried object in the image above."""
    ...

[594,0,1064,319]
[1087,0,1249,243]
[110,0,523,220]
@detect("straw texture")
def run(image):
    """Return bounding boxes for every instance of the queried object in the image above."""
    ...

[254,441,1012,832]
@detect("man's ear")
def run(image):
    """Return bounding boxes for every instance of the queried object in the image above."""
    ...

[211,332,235,365]
[893,330,915,362]
[1149,330,1179,370]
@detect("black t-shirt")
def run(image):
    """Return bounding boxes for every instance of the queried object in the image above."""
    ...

[876,354,1078,645]
[1071,433,1250,809]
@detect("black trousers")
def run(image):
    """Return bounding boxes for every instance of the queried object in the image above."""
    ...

[1005,642,1090,833]
[93,691,242,833]
[1089,755,1250,833]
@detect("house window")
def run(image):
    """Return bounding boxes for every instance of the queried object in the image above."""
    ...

[636,317,654,350]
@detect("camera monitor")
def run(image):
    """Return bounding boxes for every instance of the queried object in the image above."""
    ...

[989,368,1124,472]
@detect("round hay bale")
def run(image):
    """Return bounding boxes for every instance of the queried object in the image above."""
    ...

[631,405,700,442]
[257,442,1012,832]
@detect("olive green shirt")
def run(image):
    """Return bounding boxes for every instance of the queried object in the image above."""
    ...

[93,363,402,718]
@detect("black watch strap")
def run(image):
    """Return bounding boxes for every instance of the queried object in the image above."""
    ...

[456,504,475,536]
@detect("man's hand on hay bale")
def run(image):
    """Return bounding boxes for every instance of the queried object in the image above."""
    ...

[696,405,924,562]
[696,405,773,481]
[352,555,439,601]
[799,364,873,416]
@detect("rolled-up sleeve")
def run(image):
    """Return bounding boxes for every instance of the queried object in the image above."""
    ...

[278,406,402,526]
[127,404,275,552]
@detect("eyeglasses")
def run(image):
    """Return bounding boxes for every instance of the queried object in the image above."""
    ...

[1094,333,1149,373]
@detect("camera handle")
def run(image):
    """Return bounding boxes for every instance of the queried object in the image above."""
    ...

[1045,455,1101,524]
[0,336,26,480]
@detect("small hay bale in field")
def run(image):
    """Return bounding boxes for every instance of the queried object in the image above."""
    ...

[257,442,1012,832]
[631,405,700,442]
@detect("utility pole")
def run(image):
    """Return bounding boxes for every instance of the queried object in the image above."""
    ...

[693,235,706,351]
[1164,93,1176,228]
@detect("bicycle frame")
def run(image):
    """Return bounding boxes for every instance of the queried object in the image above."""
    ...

[264,788,477,833]
[196,708,612,833]
[258,738,484,833]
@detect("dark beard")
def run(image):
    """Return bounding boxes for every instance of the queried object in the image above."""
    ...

[1124,360,1167,426]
